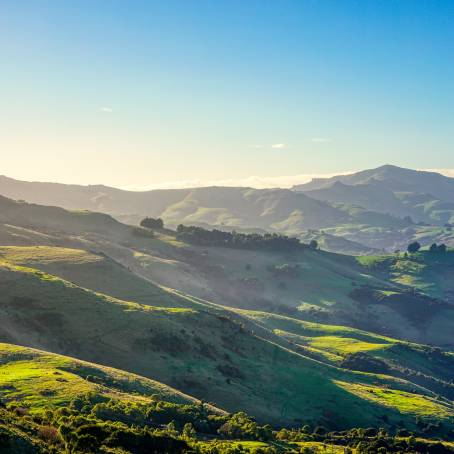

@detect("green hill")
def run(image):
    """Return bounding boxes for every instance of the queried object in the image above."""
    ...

[0,191,453,347]
[2,345,451,453]
[1,260,453,431]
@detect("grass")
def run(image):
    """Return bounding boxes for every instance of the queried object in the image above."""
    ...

[335,381,453,419]
[305,336,391,356]
[1,261,453,429]
[0,343,200,414]
[0,246,101,265]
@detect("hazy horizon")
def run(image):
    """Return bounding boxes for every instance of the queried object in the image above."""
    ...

[3,166,454,191]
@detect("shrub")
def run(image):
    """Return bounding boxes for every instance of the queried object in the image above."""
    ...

[140,217,164,229]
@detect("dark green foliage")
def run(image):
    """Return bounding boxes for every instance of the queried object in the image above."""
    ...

[309,239,318,250]
[217,412,273,442]
[140,217,164,229]
[1,394,453,453]
[276,426,454,453]
[407,241,421,253]
[430,243,447,253]
[176,225,303,251]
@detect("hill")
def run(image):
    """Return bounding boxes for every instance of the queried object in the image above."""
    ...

[2,345,452,453]
[1,173,447,254]
[2,258,454,431]
[0,193,454,347]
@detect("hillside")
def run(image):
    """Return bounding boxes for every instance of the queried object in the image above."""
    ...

[2,346,452,453]
[1,192,454,347]
[1,259,454,432]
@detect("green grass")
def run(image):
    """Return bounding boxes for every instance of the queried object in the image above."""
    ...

[0,343,201,414]
[305,335,391,356]
[335,381,453,419]
[1,261,452,429]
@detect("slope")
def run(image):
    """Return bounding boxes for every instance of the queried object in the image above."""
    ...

[1,261,453,430]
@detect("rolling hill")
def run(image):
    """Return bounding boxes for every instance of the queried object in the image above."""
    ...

[4,170,454,254]
[2,258,454,432]
[1,195,454,347]
[1,195,454,449]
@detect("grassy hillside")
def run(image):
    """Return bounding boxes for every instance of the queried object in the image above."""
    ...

[239,311,454,399]
[1,261,453,431]
[2,246,454,398]
[2,345,451,453]
[0,343,204,411]
[1,226,453,350]
[0,190,453,347]
[356,250,454,301]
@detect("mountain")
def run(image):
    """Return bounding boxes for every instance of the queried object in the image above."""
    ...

[0,176,364,230]
[303,180,413,218]
[0,175,421,254]
[294,165,454,226]
[294,165,454,199]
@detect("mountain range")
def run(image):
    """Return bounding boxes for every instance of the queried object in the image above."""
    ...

[2,165,454,254]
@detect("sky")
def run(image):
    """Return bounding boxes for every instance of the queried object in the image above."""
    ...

[1,0,454,189]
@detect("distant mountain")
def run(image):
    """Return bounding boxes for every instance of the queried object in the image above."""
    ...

[0,176,407,233]
[3,166,454,253]
[294,165,454,225]
[303,180,413,218]
[294,164,454,199]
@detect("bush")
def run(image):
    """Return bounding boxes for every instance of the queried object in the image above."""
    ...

[140,217,164,229]
[407,241,421,253]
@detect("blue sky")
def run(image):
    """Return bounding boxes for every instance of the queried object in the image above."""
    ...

[1,0,454,188]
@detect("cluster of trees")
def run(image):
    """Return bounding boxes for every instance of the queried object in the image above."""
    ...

[176,225,307,252]
[2,393,453,453]
[406,241,448,254]
[429,243,447,253]
[140,217,164,229]
[276,426,453,453]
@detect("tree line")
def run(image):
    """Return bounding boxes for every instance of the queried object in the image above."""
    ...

[175,224,318,252]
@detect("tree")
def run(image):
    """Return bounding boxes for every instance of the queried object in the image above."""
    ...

[309,239,318,250]
[140,217,164,229]
[429,243,447,253]
[182,423,196,440]
[407,241,421,253]
[438,243,447,253]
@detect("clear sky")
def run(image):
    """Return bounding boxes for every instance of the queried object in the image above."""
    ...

[1,0,454,188]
